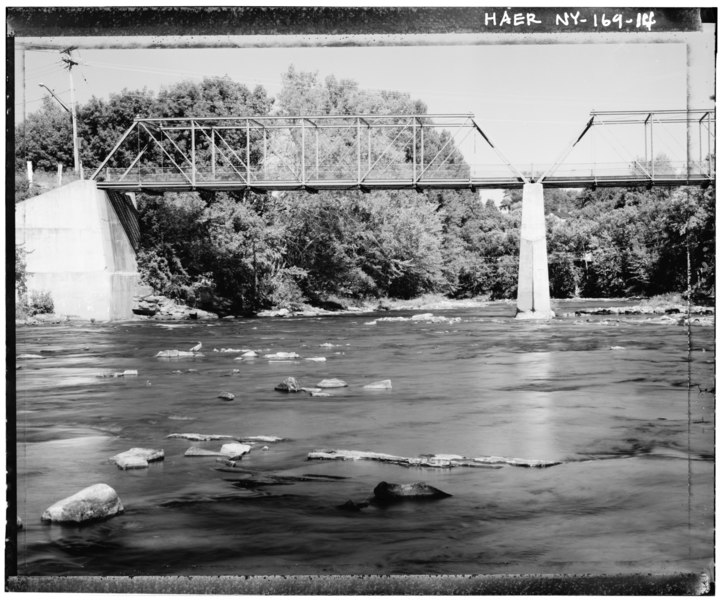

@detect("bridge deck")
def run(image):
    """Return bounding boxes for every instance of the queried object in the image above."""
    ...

[96,173,713,193]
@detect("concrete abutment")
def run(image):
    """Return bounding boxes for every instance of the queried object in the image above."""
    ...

[516,182,554,320]
[15,180,140,321]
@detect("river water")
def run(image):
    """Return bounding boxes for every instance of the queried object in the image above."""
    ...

[14,302,714,577]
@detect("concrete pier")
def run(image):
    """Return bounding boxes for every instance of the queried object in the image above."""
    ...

[15,180,139,321]
[516,182,554,319]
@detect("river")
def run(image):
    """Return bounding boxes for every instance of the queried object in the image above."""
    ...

[13,301,714,577]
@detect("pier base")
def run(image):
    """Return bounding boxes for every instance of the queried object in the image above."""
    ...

[15,180,139,321]
[516,183,554,320]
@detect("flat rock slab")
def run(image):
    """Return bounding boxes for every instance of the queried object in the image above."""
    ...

[373,481,452,503]
[217,392,235,401]
[110,448,164,470]
[305,357,326,362]
[239,435,285,443]
[317,378,348,388]
[156,350,204,358]
[167,433,237,441]
[41,483,124,524]
[363,379,392,390]
[307,449,558,469]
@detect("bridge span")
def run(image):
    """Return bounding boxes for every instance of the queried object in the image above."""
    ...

[88,108,714,320]
[19,109,713,321]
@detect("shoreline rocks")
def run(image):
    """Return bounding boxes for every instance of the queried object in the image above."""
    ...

[41,483,124,524]
[133,292,218,321]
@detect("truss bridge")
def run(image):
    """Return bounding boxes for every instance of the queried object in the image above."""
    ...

[91,109,715,193]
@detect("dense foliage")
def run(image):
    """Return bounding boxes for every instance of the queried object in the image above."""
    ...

[16,70,715,313]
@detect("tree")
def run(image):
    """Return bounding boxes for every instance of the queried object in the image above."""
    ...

[16,97,74,171]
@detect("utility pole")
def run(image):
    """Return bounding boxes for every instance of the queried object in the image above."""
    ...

[60,47,81,176]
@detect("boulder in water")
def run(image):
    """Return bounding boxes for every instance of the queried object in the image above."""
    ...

[220,443,252,458]
[275,377,301,392]
[41,483,124,523]
[110,448,164,469]
[217,391,235,401]
[373,481,452,504]
[317,378,348,388]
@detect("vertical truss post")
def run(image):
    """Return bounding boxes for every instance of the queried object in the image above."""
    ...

[412,117,417,182]
[191,121,196,187]
[698,115,703,174]
[707,114,713,176]
[263,127,268,181]
[301,119,306,185]
[211,127,216,180]
[246,119,251,185]
[649,112,654,180]
[357,117,361,183]
[420,122,424,182]
[644,114,650,165]
[367,125,371,173]
[315,126,319,180]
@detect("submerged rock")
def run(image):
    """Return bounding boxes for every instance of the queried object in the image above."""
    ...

[310,391,331,397]
[373,481,452,504]
[337,499,370,512]
[217,391,235,401]
[155,349,204,359]
[41,483,124,524]
[305,357,327,362]
[275,377,301,392]
[184,447,225,457]
[110,448,164,470]
[265,351,300,360]
[363,379,392,390]
[239,435,285,443]
[317,378,348,388]
[17,354,44,359]
[240,350,258,358]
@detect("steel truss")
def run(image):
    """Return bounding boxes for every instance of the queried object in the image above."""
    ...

[538,109,715,188]
[91,110,715,192]
[91,114,525,192]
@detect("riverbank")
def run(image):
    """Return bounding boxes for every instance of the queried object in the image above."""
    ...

[14,292,714,326]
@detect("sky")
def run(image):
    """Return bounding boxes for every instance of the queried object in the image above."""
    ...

[14,24,715,174]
